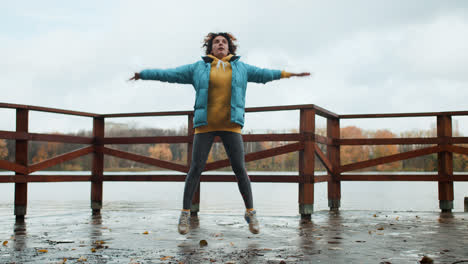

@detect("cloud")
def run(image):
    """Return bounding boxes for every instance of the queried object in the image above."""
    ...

[1,1,468,134]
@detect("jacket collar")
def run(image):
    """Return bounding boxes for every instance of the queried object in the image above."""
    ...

[202,55,240,63]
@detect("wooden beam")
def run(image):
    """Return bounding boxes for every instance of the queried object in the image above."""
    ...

[204,142,304,171]
[0,102,98,117]
[102,136,191,145]
[99,146,189,173]
[28,146,94,173]
[242,133,302,142]
[0,160,28,174]
[314,143,333,174]
[340,146,443,173]
[437,115,453,212]
[299,109,315,217]
[315,134,332,145]
[446,145,468,156]
[339,137,440,145]
[102,174,301,183]
[91,117,105,214]
[327,117,341,210]
[340,174,439,181]
[340,111,468,119]
[101,110,192,118]
[15,108,29,219]
[315,175,331,183]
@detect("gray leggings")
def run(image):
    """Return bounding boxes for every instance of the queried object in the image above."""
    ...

[183,131,253,210]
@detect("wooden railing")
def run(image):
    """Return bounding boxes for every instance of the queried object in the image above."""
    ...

[1,102,468,220]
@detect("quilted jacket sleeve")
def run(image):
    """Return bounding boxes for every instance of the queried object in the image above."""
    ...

[245,63,282,84]
[139,63,195,84]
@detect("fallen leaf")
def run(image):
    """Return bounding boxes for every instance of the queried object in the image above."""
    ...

[37,249,48,253]
[373,214,377,217]
[160,256,173,260]
[143,231,149,235]
[328,247,343,250]
[377,227,385,230]
[2,241,8,246]
[91,248,96,252]
[262,248,272,251]
[77,256,87,262]
[419,255,434,264]
[199,240,208,247]
[210,259,216,262]
[58,258,67,264]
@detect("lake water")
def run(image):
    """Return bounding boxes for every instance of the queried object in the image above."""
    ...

[1,171,468,216]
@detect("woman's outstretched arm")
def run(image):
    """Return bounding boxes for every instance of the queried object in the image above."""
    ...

[128,63,196,84]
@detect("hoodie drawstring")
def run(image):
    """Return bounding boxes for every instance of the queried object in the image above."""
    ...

[216,60,226,71]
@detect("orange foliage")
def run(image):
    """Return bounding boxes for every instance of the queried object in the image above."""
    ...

[148,144,173,161]
[340,126,370,166]
[0,139,7,159]
[371,130,401,171]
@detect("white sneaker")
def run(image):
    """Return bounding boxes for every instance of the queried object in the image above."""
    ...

[244,210,260,234]
[178,211,190,235]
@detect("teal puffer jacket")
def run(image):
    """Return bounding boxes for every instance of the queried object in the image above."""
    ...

[140,56,282,128]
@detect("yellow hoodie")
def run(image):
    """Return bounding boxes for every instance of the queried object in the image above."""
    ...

[194,54,293,134]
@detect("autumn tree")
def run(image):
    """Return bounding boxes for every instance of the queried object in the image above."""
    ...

[0,139,8,159]
[340,126,370,167]
[369,129,402,171]
[148,144,173,161]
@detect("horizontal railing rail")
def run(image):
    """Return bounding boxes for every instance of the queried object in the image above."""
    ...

[1,102,467,219]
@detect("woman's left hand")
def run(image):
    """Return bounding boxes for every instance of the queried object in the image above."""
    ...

[291,72,311,77]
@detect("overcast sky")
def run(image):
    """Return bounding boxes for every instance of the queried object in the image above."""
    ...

[1,0,468,135]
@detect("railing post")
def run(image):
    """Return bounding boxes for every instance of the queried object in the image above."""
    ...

[299,108,315,221]
[437,115,453,212]
[327,117,341,211]
[91,117,104,215]
[15,109,29,221]
[187,114,199,216]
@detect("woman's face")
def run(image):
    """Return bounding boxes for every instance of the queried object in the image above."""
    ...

[211,35,229,59]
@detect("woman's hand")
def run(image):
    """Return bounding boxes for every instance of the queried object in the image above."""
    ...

[129,72,141,81]
[291,72,311,77]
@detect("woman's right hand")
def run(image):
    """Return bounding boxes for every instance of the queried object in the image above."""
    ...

[129,72,141,81]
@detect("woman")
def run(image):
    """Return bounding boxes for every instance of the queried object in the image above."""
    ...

[130,32,310,235]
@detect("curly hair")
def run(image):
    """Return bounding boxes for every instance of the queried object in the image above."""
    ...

[202,32,238,55]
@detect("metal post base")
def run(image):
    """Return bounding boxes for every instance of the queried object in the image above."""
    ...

[299,204,313,222]
[328,199,341,211]
[91,201,102,215]
[14,205,27,217]
[440,200,453,213]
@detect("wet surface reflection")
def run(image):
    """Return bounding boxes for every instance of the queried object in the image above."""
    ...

[1,203,468,263]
